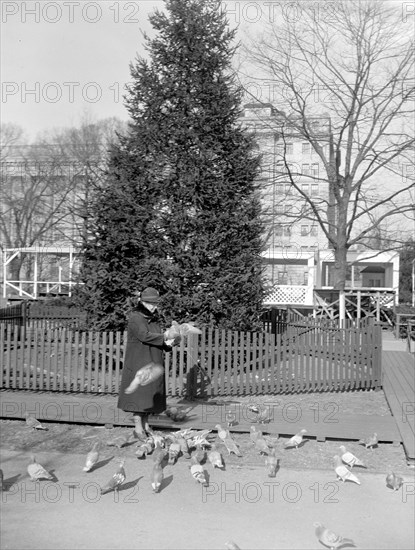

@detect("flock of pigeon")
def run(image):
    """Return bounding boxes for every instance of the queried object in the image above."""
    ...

[0,408,407,550]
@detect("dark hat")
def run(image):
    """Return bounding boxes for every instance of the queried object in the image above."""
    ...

[140,287,161,304]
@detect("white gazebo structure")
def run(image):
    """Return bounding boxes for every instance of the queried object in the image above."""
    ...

[2,246,81,300]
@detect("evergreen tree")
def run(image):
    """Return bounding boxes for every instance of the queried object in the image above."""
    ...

[79,0,265,331]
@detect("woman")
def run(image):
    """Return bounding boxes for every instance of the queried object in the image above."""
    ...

[117,287,180,439]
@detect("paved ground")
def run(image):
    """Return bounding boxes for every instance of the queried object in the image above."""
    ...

[1,448,414,550]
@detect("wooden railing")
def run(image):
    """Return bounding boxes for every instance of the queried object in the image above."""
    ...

[0,321,382,397]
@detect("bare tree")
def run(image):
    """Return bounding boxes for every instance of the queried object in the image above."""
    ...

[0,117,126,285]
[241,0,415,321]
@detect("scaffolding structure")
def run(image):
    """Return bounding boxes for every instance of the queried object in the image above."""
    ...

[2,246,81,300]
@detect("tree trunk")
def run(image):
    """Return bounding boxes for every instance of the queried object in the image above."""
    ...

[333,245,348,327]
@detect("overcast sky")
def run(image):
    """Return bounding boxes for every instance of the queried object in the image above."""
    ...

[1,0,256,140]
[1,1,411,140]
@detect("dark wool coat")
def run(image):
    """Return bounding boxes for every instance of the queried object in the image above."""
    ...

[117,302,170,414]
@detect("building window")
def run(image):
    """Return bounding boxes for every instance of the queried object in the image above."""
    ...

[310,225,318,236]
[301,225,309,236]
[276,142,293,156]
[278,271,288,284]
[302,142,311,155]
[304,272,309,285]
[302,163,310,176]
[285,184,291,194]
[311,163,319,177]
[275,224,283,236]
[275,204,284,214]
[301,184,309,194]
[283,226,291,236]
[284,204,291,214]
[286,143,293,155]
[311,184,319,195]
[276,184,284,195]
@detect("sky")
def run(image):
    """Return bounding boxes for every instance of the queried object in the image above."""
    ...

[1,0,412,141]
[0,0,257,140]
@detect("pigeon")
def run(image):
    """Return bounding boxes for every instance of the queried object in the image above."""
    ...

[165,321,201,339]
[148,430,166,449]
[135,438,154,459]
[177,436,191,459]
[358,432,378,450]
[153,442,168,464]
[151,462,164,493]
[83,441,100,472]
[333,455,360,484]
[168,441,181,465]
[284,429,307,449]
[224,542,241,550]
[265,448,279,477]
[25,413,48,430]
[386,472,404,491]
[314,522,356,549]
[193,444,206,464]
[225,410,237,427]
[100,460,126,494]
[124,362,164,393]
[106,434,129,449]
[189,457,208,486]
[208,444,224,469]
[215,424,229,442]
[339,446,366,469]
[27,455,53,482]
[250,425,262,444]
[168,407,192,422]
[255,406,272,424]
[255,436,271,456]
[191,432,212,450]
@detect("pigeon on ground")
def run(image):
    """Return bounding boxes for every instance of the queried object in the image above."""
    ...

[135,438,155,459]
[193,444,206,464]
[250,425,262,444]
[208,444,224,469]
[25,413,48,430]
[358,432,378,450]
[224,542,241,550]
[314,522,356,549]
[177,436,191,459]
[284,429,307,449]
[168,441,181,465]
[255,436,271,456]
[151,462,164,493]
[215,424,229,442]
[27,455,53,482]
[339,446,366,469]
[170,407,192,422]
[215,426,242,457]
[191,432,212,450]
[386,472,404,491]
[125,362,164,393]
[253,406,272,424]
[83,441,101,472]
[333,455,360,484]
[225,410,237,427]
[265,448,279,477]
[100,460,126,494]
[153,442,168,464]
[148,430,166,449]
[189,457,208,486]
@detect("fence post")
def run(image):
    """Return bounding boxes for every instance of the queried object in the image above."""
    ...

[373,321,382,391]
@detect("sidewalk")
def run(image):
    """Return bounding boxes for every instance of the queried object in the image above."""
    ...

[1,448,414,550]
